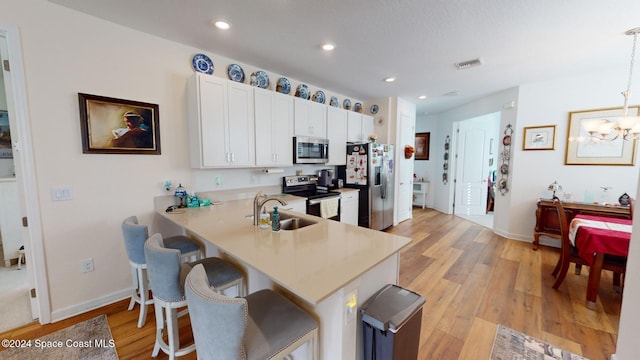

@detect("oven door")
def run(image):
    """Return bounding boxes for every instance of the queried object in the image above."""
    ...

[307,195,341,221]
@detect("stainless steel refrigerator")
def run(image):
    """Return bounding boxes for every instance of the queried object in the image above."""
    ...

[342,143,394,230]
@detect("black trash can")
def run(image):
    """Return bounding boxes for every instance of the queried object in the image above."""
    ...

[361,284,426,360]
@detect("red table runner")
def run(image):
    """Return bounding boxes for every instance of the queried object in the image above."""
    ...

[571,214,631,265]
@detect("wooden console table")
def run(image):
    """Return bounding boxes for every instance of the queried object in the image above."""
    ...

[533,198,631,250]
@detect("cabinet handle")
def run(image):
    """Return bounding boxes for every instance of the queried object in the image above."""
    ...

[231,153,235,162]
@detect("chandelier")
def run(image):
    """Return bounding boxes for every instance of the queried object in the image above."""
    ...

[583,27,640,141]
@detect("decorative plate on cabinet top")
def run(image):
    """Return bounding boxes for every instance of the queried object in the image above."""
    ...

[370,104,379,114]
[226,64,244,82]
[343,98,352,110]
[192,53,214,75]
[295,84,311,100]
[250,70,269,89]
[354,102,362,113]
[329,96,339,107]
[312,90,326,104]
[276,77,291,94]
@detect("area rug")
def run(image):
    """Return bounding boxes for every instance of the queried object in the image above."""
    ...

[490,325,588,360]
[0,315,118,359]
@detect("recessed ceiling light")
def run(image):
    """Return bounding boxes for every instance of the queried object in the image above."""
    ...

[418,95,427,100]
[213,20,231,30]
[322,43,335,51]
[384,77,396,83]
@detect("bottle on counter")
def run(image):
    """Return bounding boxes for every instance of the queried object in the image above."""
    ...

[271,206,280,231]
[259,208,270,229]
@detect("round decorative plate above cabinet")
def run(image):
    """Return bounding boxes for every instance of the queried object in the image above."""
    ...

[226,64,244,82]
[276,77,291,94]
[192,54,214,75]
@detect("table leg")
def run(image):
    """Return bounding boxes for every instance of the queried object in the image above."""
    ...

[586,253,604,310]
[533,232,540,251]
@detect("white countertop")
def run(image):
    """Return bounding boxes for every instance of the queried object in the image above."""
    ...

[156,197,410,305]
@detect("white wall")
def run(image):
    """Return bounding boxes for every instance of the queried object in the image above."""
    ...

[0,0,365,319]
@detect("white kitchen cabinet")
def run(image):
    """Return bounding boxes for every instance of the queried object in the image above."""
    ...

[188,74,255,168]
[294,98,327,138]
[281,198,306,214]
[347,112,374,142]
[326,106,347,165]
[254,87,294,166]
[339,189,359,226]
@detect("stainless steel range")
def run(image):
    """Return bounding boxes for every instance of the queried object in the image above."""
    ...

[282,175,341,221]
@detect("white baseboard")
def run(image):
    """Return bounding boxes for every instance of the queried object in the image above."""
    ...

[610,354,617,360]
[50,288,130,323]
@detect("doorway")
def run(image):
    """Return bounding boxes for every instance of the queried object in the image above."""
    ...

[0,24,50,329]
[453,112,500,229]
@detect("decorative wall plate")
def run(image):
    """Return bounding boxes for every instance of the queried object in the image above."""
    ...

[329,96,339,107]
[312,90,326,104]
[354,102,362,113]
[276,77,291,94]
[192,54,214,75]
[295,84,311,99]
[226,64,244,82]
[370,104,379,114]
[343,99,352,110]
[250,71,270,88]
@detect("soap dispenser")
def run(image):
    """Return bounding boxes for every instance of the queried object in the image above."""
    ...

[271,206,280,231]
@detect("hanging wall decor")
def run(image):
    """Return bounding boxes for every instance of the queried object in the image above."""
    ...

[442,135,450,184]
[498,124,513,195]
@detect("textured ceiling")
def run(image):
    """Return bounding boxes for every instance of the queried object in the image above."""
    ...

[49,0,640,115]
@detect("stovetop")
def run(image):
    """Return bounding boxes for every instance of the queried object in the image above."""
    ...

[282,175,340,199]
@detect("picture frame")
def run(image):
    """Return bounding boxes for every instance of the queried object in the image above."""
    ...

[0,111,12,158]
[522,125,556,151]
[565,106,639,165]
[78,93,161,155]
[414,132,430,160]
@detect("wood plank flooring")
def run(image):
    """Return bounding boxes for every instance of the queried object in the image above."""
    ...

[0,208,621,359]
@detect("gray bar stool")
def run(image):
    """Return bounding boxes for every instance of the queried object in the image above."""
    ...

[185,263,318,360]
[145,233,245,359]
[121,215,203,328]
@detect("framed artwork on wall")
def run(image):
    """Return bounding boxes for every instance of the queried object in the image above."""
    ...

[414,132,430,160]
[522,125,556,151]
[0,111,12,158]
[78,93,161,155]
[565,106,638,165]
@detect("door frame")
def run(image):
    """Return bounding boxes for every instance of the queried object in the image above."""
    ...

[1,22,51,324]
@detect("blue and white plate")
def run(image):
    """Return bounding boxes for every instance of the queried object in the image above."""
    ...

[276,77,291,94]
[343,98,352,110]
[227,64,245,83]
[250,70,269,89]
[354,102,362,113]
[370,104,379,114]
[192,53,214,75]
[312,90,326,104]
[296,84,311,100]
[330,96,339,107]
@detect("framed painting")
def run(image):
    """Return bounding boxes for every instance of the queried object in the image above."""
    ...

[522,125,556,150]
[414,132,430,160]
[78,93,161,154]
[0,111,12,158]
[565,106,638,165]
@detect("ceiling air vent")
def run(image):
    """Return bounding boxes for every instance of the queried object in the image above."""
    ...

[454,58,483,70]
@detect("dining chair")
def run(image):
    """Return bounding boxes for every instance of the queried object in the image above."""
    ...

[550,199,627,291]
[144,233,246,359]
[121,215,204,328]
[185,263,319,360]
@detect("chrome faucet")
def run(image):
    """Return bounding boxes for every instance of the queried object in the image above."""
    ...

[253,192,288,225]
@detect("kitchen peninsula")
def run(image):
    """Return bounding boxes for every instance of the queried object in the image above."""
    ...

[154,195,411,359]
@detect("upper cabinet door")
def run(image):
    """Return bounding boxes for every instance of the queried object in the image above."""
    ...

[189,74,228,168]
[227,82,255,166]
[254,88,293,166]
[361,114,374,142]
[294,98,327,138]
[347,111,363,142]
[326,106,347,165]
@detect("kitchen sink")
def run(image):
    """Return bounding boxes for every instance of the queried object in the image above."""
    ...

[279,217,317,230]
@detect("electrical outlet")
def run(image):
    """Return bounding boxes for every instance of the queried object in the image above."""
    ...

[81,258,94,273]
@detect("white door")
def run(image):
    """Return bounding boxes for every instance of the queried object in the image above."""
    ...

[396,113,414,222]
[0,31,40,322]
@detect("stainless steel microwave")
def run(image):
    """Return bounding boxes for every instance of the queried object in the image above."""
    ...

[293,136,329,164]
